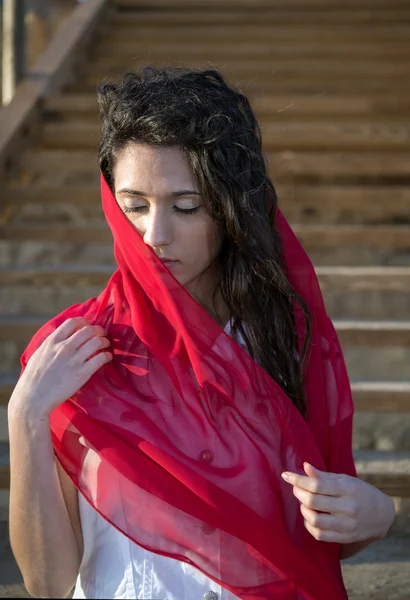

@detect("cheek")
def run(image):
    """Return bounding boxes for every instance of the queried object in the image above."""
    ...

[121,212,144,235]
[182,218,222,264]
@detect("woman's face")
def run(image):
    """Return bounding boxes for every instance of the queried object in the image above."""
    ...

[113,143,224,313]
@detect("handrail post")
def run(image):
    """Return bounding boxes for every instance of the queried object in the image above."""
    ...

[1,0,26,106]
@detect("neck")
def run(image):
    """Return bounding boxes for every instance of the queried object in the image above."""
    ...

[185,263,230,329]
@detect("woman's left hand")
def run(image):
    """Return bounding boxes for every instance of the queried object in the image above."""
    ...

[281,463,395,544]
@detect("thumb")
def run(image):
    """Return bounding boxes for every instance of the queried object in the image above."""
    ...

[303,462,340,479]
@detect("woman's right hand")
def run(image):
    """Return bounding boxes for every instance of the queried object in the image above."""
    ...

[9,317,113,418]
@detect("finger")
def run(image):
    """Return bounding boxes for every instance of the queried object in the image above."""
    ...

[304,462,332,478]
[68,325,107,350]
[292,485,348,514]
[52,317,91,343]
[75,335,111,363]
[281,471,342,496]
[303,519,349,544]
[303,462,345,481]
[300,503,353,534]
[82,350,113,376]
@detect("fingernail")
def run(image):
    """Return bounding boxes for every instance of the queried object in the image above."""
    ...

[281,472,291,481]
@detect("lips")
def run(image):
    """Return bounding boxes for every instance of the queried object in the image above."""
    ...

[159,258,180,269]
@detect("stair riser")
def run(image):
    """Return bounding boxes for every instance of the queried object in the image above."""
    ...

[107,11,410,27]
[18,149,410,178]
[80,76,410,96]
[43,94,410,119]
[1,242,410,268]
[307,249,410,267]
[40,136,410,153]
[89,44,410,61]
[0,403,408,451]
[82,61,410,82]
[353,414,410,452]
[2,338,410,380]
[0,491,407,528]
[71,78,410,95]
[0,242,116,268]
[7,196,410,226]
[2,285,410,320]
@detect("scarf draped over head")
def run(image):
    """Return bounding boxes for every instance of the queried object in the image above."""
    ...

[20,175,356,600]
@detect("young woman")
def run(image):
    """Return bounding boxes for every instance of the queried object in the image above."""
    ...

[8,67,395,600]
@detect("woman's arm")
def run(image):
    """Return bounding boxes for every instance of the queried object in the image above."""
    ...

[8,399,83,598]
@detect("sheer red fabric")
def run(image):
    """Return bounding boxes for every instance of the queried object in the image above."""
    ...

[20,175,356,600]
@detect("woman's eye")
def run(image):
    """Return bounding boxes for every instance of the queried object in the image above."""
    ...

[123,205,147,214]
[122,204,202,215]
[173,205,201,215]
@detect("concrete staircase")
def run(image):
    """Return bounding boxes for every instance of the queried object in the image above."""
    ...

[1,0,410,544]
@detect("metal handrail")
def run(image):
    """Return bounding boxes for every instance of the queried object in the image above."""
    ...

[1,0,26,105]
[0,0,108,184]
[1,0,54,105]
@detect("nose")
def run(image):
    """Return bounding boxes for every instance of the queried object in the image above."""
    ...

[142,206,172,249]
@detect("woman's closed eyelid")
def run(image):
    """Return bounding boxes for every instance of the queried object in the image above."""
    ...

[123,202,202,212]
[123,205,202,216]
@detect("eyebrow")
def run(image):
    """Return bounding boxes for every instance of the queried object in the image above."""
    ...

[117,189,201,197]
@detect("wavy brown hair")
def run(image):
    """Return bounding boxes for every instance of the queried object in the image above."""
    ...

[97,67,311,417]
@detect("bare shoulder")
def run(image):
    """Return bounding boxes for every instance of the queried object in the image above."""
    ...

[55,459,84,558]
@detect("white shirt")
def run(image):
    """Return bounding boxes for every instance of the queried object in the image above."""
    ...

[73,321,245,599]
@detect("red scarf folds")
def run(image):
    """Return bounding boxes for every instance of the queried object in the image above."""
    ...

[20,175,356,600]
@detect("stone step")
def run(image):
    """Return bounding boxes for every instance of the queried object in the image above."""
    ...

[1,266,410,320]
[3,317,409,346]
[2,223,410,251]
[0,445,408,540]
[352,450,410,497]
[85,57,410,79]
[316,267,410,291]
[109,8,410,27]
[82,70,410,95]
[2,285,410,321]
[2,342,409,382]
[3,380,410,451]
[5,182,410,225]
[0,265,114,286]
[335,320,410,347]
[94,37,410,58]
[43,92,410,121]
[352,381,410,411]
[0,438,407,498]
[1,265,410,289]
[1,317,410,380]
[1,239,409,270]
[40,120,410,152]
[18,149,410,179]
[70,77,410,96]
[101,25,410,44]
[111,0,410,9]
[1,317,405,346]
[1,372,409,410]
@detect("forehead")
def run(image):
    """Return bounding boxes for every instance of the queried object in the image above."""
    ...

[114,143,198,193]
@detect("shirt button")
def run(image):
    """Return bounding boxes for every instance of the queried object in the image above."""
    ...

[203,592,219,600]
[199,449,214,464]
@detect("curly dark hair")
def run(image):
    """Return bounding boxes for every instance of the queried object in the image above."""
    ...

[97,66,311,417]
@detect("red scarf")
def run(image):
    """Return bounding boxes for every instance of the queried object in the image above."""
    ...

[21,175,356,599]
